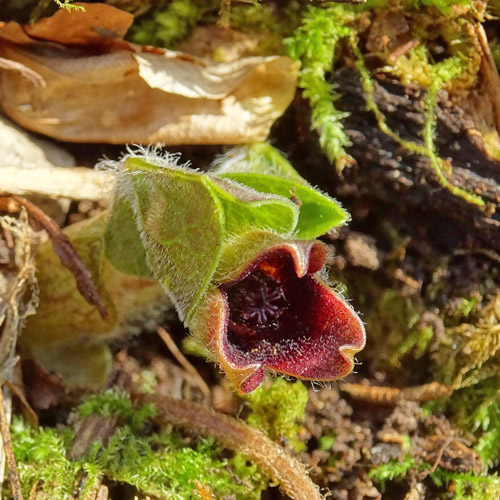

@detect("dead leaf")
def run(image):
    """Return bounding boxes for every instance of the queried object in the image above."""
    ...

[21,213,167,387]
[0,57,45,87]
[0,210,38,375]
[0,3,298,145]
[24,3,133,48]
[1,196,107,319]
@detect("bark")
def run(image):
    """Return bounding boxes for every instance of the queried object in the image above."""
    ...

[291,68,500,252]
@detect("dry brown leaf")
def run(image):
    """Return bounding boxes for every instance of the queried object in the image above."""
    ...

[24,3,133,47]
[21,213,167,386]
[0,3,298,145]
[0,196,108,319]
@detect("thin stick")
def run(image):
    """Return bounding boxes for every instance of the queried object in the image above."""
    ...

[475,23,500,134]
[419,437,469,478]
[0,386,24,500]
[157,327,211,400]
[340,381,452,404]
[3,380,38,429]
[0,166,113,201]
[137,392,322,500]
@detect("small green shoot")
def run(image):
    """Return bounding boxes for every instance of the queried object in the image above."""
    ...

[285,5,355,166]
[349,35,484,207]
[243,378,309,452]
[53,0,85,12]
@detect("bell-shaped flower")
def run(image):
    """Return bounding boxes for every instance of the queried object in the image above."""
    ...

[189,236,365,393]
[102,145,366,392]
[25,145,366,391]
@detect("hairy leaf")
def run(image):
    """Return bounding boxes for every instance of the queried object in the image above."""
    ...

[206,176,299,236]
[105,195,153,279]
[220,172,348,238]
[123,158,224,319]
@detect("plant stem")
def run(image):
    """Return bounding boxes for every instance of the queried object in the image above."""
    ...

[137,392,322,500]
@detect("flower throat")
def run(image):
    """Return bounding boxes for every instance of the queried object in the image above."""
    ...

[226,269,289,330]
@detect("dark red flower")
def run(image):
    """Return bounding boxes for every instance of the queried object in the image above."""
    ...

[190,240,366,393]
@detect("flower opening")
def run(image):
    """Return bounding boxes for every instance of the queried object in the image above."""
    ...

[190,241,366,393]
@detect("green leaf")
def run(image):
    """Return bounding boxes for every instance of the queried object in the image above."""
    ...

[205,176,299,237]
[220,172,348,239]
[124,158,224,320]
[106,150,346,321]
[105,194,153,279]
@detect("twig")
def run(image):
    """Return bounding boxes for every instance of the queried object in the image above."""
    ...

[339,382,452,404]
[3,380,38,429]
[0,196,107,318]
[0,167,113,201]
[0,386,24,500]
[420,437,469,478]
[475,23,500,134]
[387,39,420,64]
[453,248,500,265]
[421,437,454,476]
[137,392,322,500]
[157,327,211,400]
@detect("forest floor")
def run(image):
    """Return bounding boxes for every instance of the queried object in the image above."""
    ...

[1,1,500,499]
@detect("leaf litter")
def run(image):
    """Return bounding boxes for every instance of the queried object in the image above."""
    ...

[2,1,500,499]
[0,3,298,145]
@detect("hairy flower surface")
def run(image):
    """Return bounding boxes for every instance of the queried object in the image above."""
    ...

[191,240,365,393]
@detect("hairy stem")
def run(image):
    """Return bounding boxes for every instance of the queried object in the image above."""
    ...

[137,392,322,500]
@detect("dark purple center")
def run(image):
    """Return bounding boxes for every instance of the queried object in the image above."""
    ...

[226,270,289,330]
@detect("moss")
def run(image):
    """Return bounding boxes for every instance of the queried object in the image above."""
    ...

[12,390,266,499]
[223,378,310,500]
[77,388,157,432]
[128,0,299,53]
[128,0,216,48]
[429,468,500,500]
[52,0,85,12]
[405,0,474,13]
[230,452,269,500]
[285,0,484,203]
[284,4,356,167]
[368,454,423,491]
[90,428,239,499]
[243,377,309,453]
[433,377,500,467]
[433,293,500,388]
[369,453,500,499]
[355,284,431,374]
[352,35,484,207]
[12,419,82,499]
[230,2,302,55]
[318,433,336,451]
